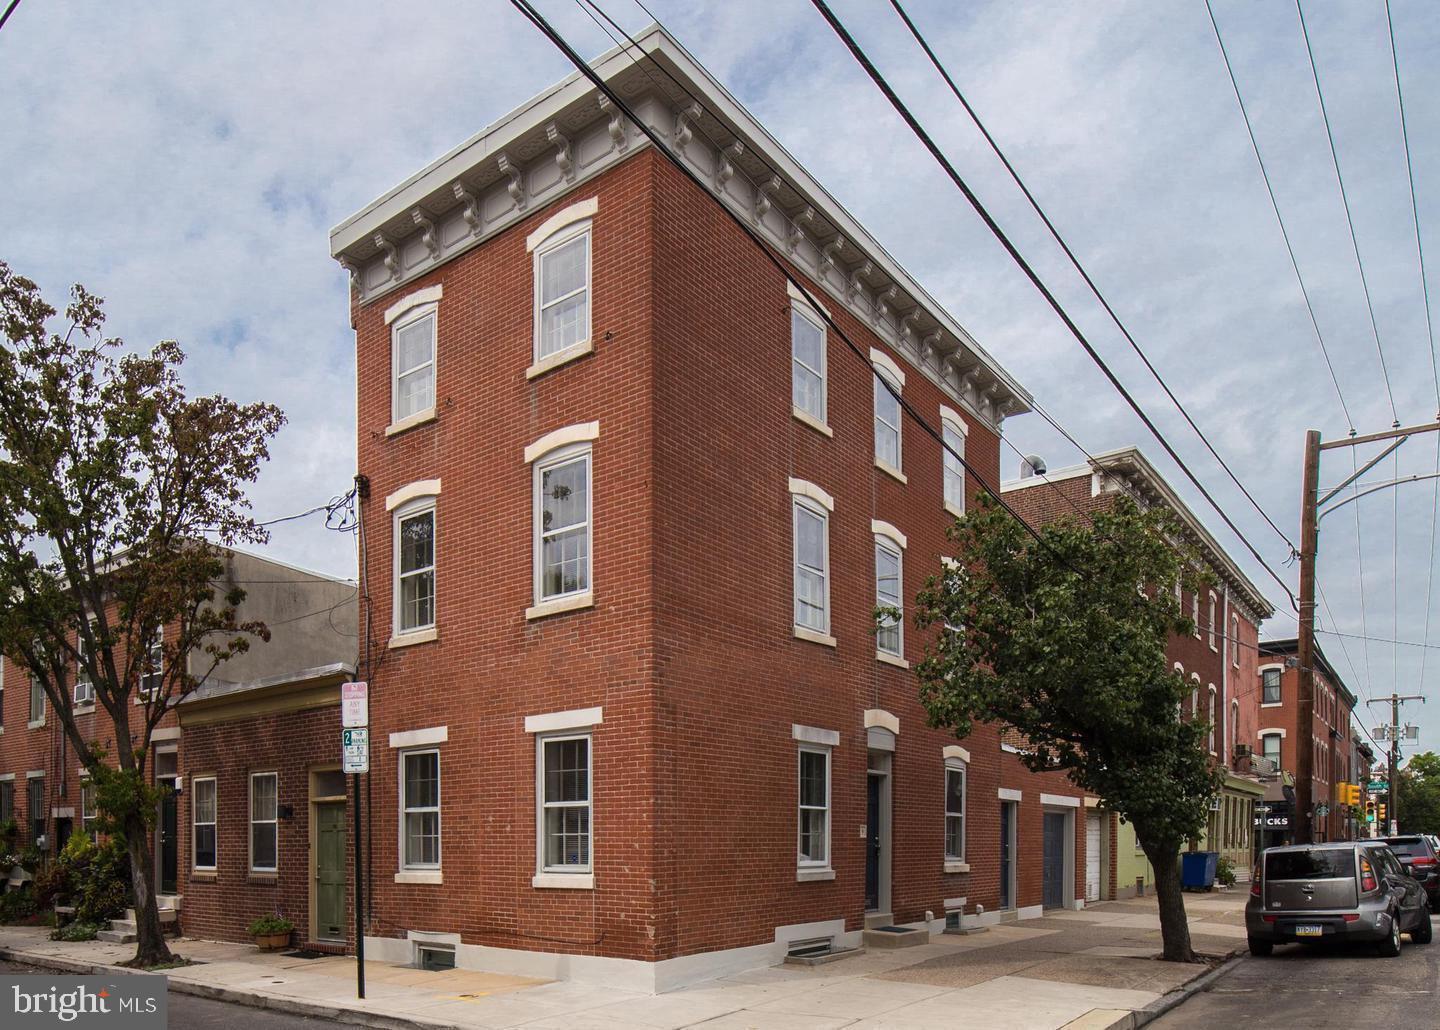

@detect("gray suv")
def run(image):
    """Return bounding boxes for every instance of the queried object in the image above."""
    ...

[1246,842,1432,957]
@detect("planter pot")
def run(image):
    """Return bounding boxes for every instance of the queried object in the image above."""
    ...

[253,931,291,951]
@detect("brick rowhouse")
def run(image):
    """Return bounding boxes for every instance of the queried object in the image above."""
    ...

[326,26,1121,991]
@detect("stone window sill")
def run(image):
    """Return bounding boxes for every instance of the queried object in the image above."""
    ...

[875,460,907,485]
[27,720,45,730]
[248,872,278,883]
[395,869,443,885]
[389,627,438,650]
[1260,702,1282,709]
[944,861,971,874]
[526,592,594,621]
[944,500,965,519]
[526,340,593,380]
[73,704,95,716]
[386,407,437,438]
[797,867,835,882]
[876,651,909,670]
[792,407,833,438]
[532,872,594,890]
[191,870,217,881]
[794,626,837,648]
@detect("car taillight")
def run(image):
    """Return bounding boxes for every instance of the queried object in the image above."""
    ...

[1250,864,1262,897]
[1361,856,1378,892]
[1412,856,1436,867]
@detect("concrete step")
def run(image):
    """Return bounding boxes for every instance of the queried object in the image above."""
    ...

[123,908,177,925]
[109,919,137,934]
[862,926,929,950]
[96,930,136,944]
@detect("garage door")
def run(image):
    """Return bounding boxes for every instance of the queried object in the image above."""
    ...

[1085,812,1102,902]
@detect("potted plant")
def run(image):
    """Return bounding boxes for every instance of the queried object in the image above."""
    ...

[247,915,294,951]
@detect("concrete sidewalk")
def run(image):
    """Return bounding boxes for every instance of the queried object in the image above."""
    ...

[0,891,1247,1030]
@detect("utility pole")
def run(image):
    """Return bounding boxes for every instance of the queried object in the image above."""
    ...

[1366,693,1424,835]
[1296,420,1440,845]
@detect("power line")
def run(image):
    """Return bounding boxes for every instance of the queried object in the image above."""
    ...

[1295,0,1398,427]
[805,0,1297,611]
[0,0,21,34]
[886,0,1297,558]
[1202,0,1354,434]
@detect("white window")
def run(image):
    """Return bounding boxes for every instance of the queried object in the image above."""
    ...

[1230,699,1239,760]
[1261,733,1282,768]
[394,501,436,635]
[1208,593,1218,650]
[538,734,591,873]
[249,772,278,872]
[942,417,965,514]
[401,750,440,869]
[534,222,591,361]
[944,760,966,861]
[535,446,592,602]
[139,628,163,696]
[29,673,44,725]
[1262,668,1281,705]
[1207,686,1217,754]
[192,777,217,869]
[791,304,826,425]
[1231,613,1240,668]
[74,622,95,706]
[1191,592,1200,638]
[798,747,830,867]
[1190,675,1200,717]
[794,498,830,634]
[392,306,436,424]
[874,370,902,472]
[875,538,903,657]
[80,781,97,837]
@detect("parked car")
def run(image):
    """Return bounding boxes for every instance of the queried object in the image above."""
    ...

[1246,841,1431,957]
[1379,835,1440,908]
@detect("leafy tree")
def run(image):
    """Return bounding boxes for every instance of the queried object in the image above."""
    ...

[1397,752,1440,836]
[914,494,1219,962]
[0,263,284,965]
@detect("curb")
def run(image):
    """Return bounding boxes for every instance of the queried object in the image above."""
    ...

[1129,949,1246,1029]
[0,946,463,1030]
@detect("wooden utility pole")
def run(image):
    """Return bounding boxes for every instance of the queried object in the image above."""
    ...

[1296,430,1321,844]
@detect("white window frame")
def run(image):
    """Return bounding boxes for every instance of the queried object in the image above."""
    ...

[393,497,438,638]
[791,301,828,431]
[793,496,831,638]
[797,745,831,870]
[1207,686,1218,755]
[1261,665,1282,706]
[532,220,592,366]
[390,304,437,427]
[873,369,903,477]
[1261,732,1282,768]
[249,772,278,873]
[74,621,95,707]
[941,415,966,516]
[192,776,217,871]
[400,748,442,871]
[944,759,967,862]
[139,627,163,697]
[1191,592,1200,638]
[536,732,592,876]
[874,535,904,659]
[1207,592,1218,651]
[80,780,97,837]
[533,443,593,607]
[28,673,44,727]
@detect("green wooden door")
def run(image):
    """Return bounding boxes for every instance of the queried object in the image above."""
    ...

[315,804,346,941]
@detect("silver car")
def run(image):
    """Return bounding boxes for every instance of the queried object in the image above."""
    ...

[1245,841,1432,957]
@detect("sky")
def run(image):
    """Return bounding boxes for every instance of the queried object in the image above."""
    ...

[2,0,1439,759]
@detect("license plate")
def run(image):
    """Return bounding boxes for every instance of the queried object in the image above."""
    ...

[1295,925,1323,937]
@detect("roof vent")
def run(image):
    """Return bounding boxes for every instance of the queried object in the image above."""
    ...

[1020,455,1047,479]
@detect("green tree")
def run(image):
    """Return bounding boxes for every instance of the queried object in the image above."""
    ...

[0,263,284,965]
[914,494,1219,962]
[1397,752,1440,836]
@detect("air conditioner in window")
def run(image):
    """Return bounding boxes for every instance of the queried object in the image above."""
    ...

[1232,743,1252,760]
[1209,796,1222,812]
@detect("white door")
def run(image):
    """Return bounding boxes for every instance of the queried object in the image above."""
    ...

[1085,812,1102,902]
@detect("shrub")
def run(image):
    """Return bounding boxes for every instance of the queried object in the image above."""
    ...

[0,884,37,924]
[1216,854,1237,888]
[33,833,131,926]
[247,915,293,936]
[51,921,101,942]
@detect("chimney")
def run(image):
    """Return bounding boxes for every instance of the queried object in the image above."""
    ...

[1019,455,1046,479]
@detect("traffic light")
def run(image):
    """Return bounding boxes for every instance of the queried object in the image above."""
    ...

[1346,783,1362,806]
[1379,802,1388,823]
[1366,798,1378,822]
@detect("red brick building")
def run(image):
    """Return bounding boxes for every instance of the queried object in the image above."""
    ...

[322,27,1121,991]
[1003,446,1275,894]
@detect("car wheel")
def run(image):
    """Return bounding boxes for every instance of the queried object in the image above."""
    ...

[1378,913,1403,957]
[1412,912,1433,944]
[1247,937,1273,957]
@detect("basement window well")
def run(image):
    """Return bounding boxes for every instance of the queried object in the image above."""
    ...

[416,944,456,971]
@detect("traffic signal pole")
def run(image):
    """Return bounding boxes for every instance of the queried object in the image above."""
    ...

[1366,693,1425,835]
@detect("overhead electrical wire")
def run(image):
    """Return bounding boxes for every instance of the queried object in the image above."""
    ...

[804,0,1297,612]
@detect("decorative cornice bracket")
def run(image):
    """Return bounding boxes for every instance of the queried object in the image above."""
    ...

[497,152,526,211]
[372,233,400,282]
[788,206,815,255]
[451,182,480,235]
[716,140,744,191]
[821,235,846,275]
[545,123,574,182]
[673,102,702,154]
[411,208,440,260]
[597,95,629,152]
[847,260,874,304]
[754,175,781,224]
[874,284,900,327]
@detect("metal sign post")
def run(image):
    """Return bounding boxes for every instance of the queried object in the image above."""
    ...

[342,683,369,1000]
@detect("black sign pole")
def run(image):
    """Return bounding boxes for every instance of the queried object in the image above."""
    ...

[354,769,365,999]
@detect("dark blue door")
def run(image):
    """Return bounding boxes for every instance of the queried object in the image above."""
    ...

[1000,802,1013,909]
[865,775,881,911]
[1043,812,1066,909]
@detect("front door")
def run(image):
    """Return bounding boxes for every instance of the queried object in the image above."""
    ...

[1085,812,1102,903]
[314,803,346,942]
[1043,812,1066,909]
[159,778,178,895]
[1000,802,1014,910]
[864,775,881,912]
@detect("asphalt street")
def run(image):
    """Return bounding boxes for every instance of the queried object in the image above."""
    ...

[1154,916,1440,1027]
[1,958,350,1029]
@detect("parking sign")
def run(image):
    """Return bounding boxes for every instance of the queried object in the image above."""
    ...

[343,727,369,774]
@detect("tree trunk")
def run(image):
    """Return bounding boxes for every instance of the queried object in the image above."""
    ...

[123,810,174,967]
[1145,842,1195,962]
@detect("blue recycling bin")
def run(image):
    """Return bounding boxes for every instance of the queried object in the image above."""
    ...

[1181,850,1219,890]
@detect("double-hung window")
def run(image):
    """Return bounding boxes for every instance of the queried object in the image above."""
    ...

[0,781,11,823]
[192,777,217,869]
[1191,593,1200,637]
[392,307,436,425]
[944,760,966,862]
[791,304,827,427]
[74,623,95,706]
[27,776,44,846]
[1207,686,1217,754]
[539,735,591,873]
[80,781,97,837]
[874,371,902,473]
[1208,593,1218,650]
[798,747,830,868]
[139,628,163,696]
[1231,613,1240,668]
[1262,668,1281,705]
[875,537,903,658]
[401,750,440,869]
[942,415,966,515]
[249,772,278,872]
[1261,733,1282,768]
[395,501,436,635]
[793,497,830,635]
[534,222,591,362]
[28,674,44,726]
[535,446,591,602]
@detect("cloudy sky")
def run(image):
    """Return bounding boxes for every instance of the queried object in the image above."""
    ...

[3,0,1438,753]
